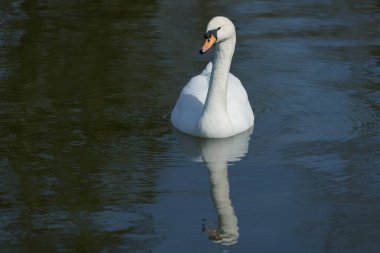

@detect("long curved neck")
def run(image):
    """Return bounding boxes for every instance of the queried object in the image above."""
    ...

[203,36,236,114]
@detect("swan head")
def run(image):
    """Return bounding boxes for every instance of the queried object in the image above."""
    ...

[200,16,236,54]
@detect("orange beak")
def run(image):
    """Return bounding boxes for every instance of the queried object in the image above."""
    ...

[200,34,217,54]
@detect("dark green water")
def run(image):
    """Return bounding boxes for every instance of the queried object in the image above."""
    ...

[0,0,379,252]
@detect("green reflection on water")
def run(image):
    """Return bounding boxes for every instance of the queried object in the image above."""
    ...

[0,0,168,252]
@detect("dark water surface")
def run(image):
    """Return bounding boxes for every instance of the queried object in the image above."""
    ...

[1,0,379,252]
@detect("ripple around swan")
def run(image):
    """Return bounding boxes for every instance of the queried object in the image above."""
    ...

[255,89,377,143]
[0,0,379,252]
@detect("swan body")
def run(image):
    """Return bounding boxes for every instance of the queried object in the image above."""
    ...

[171,16,254,138]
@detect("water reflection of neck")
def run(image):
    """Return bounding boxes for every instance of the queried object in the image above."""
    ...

[200,137,239,245]
[205,159,238,246]
[173,128,252,245]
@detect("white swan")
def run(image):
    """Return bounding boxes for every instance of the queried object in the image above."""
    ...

[171,16,254,138]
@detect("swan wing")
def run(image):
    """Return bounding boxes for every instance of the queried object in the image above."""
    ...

[171,63,212,135]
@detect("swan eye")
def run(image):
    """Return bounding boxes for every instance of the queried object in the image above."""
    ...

[218,27,221,30]
[204,28,219,39]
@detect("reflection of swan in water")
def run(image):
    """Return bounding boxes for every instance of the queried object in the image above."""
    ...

[173,127,253,245]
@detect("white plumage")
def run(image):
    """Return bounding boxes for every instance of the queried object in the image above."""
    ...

[171,16,254,138]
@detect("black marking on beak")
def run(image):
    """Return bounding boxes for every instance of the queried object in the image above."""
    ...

[204,28,219,40]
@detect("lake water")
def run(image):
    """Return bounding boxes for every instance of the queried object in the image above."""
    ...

[0,0,379,252]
